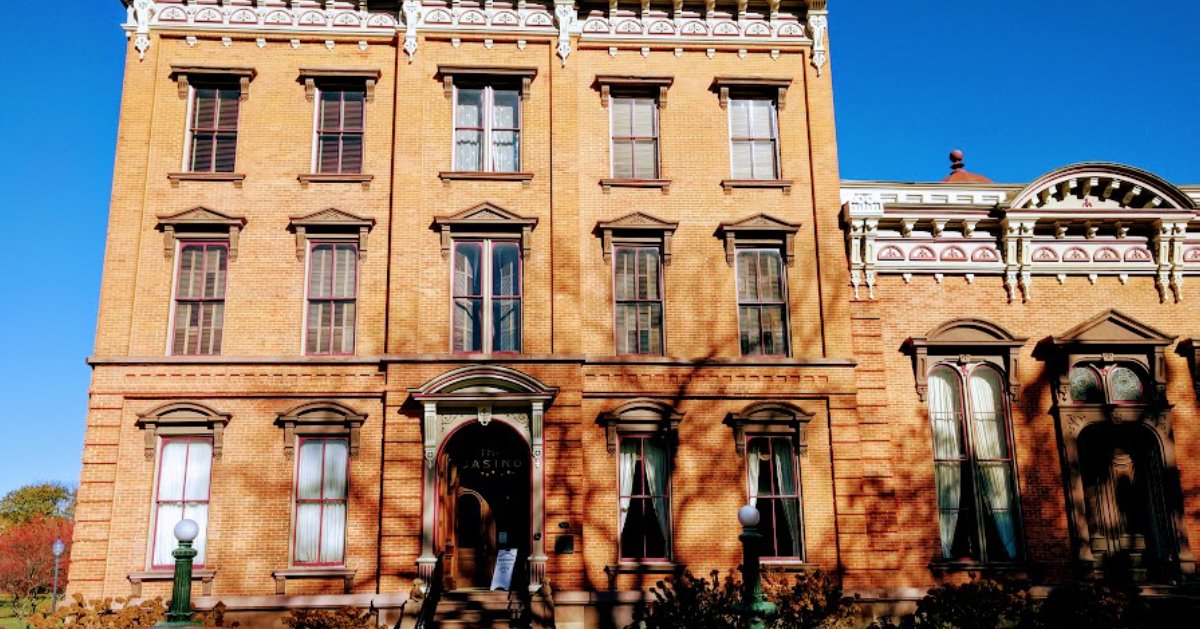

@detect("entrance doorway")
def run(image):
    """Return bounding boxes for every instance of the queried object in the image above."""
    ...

[439,421,531,590]
[1079,424,1174,581]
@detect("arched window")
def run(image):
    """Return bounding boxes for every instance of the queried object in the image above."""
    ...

[928,364,1021,563]
[1069,362,1148,404]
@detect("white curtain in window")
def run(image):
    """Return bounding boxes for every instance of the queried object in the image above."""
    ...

[746,439,763,507]
[153,503,183,568]
[618,441,637,533]
[320,441,349,563]
[491,90,520,172]
[643,439,671,546]
[454,89,483,170]
[295,442,324,563]
[772,440,801,551]
[969,369,1018,559]
[152,441,211,567]
[929,368,963,558]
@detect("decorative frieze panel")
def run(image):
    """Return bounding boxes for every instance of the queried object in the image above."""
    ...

[138,1,399,33]
[577,14,806,45]
[843,162,1200,304]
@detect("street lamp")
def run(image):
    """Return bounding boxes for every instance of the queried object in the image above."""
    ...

[157,519,201,627]
[736,505,776,629]
[51,538,65,612]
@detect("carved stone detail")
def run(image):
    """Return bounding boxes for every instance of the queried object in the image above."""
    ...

[136,402,231,461]
[596,212,679,265]
[288,208,376,261]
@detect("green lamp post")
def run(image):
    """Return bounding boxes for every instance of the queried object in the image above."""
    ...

[736,505,776,629]
[158,519,202,627]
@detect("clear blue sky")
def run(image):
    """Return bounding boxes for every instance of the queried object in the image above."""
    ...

[0,1,1196,495]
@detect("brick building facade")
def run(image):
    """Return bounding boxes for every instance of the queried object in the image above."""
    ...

[72,1,1200,626]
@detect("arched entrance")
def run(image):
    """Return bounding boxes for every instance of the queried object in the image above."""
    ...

[438,421,531,589]
[411,365,557,592]
[1079,423,1174,581]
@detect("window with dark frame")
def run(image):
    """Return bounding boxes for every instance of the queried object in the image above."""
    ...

[152,437,213,569]
[172,242,227,356]
[293,437,349,566]
[736,249,789,356]
[747,436,802,559]
[728,96,779,180]
[610,95,659,179]
[613,246,664,355]
[927,364,1021,564]
[188,84,240,173]
[452,240,522,353]
[618,435,671,561]
[315,86,365,174]
[306,243,358,355]
[453,83,521,173]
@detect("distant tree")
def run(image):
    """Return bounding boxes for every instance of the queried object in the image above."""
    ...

[0,483,76,529]
[0,517,73,619]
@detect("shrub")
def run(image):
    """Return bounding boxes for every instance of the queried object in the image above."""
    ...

[0,516,73,619]
[866,576,1035,629]
[629,568,859,629]
[1035,581,1142,629]
[282,606,376,629]
[763,569,858,629]
[27,595,238,629]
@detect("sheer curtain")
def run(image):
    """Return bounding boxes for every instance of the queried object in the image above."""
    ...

[773,439,801,553]
[969,368,1018,559]
[747,439,763,507]
[153,440,211,567]
[490,90,520,172]
[643,439,671,548]
[454,88,483,170]
[618,441,637,534]
[320,442,349,564]
[929,368,964,558]
[295,441,324,564]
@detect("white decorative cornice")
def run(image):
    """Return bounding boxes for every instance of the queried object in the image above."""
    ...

[806,9,827,75]
[554,1,575,66]
[841,163,1200,303]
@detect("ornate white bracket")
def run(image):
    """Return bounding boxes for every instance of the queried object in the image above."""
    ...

[402,0,422,61]
[807,10,828,76]
[1154,220,1188,303]
[130,0,156,60]
[554,2,576,66]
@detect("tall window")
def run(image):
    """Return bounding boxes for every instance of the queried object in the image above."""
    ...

[454,85,521,172]
[618,436,671,560]
[610,95,659,179]
[187,85,240,173]
[747,437,802,559]
[294,438,349,566]
[452,240,522,353]
[306,243,358,355]
[152,437,212,568]
[172,242,227,356]
[928,364,1020,563]
[728,97,779,180]
[736,249,789,356]
[614,247,664,355]
[315,87,365,174]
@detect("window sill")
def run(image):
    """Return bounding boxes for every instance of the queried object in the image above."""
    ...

[168,172,246,188]
[128,569,216,598]
[928,559,1027,574]
[721,178,793,194]
[271,567,356,595]
[761,560,819,572]
[439,171,534,185]
[604,562,684,588]
[600,178,672,194]
[298,173,374,188]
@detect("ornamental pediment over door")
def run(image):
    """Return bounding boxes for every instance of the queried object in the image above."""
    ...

[1052,309,1176,347]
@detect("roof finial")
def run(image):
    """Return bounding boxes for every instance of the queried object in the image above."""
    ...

[949,149,965,171]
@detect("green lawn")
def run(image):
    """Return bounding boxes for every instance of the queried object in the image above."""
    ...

[0,596,52,629]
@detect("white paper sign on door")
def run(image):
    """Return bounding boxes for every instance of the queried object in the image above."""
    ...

[490,548,518,591]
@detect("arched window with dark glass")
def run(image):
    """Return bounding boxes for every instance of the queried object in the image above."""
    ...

[1069,362,1148,404]
[927,363,1021,563]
